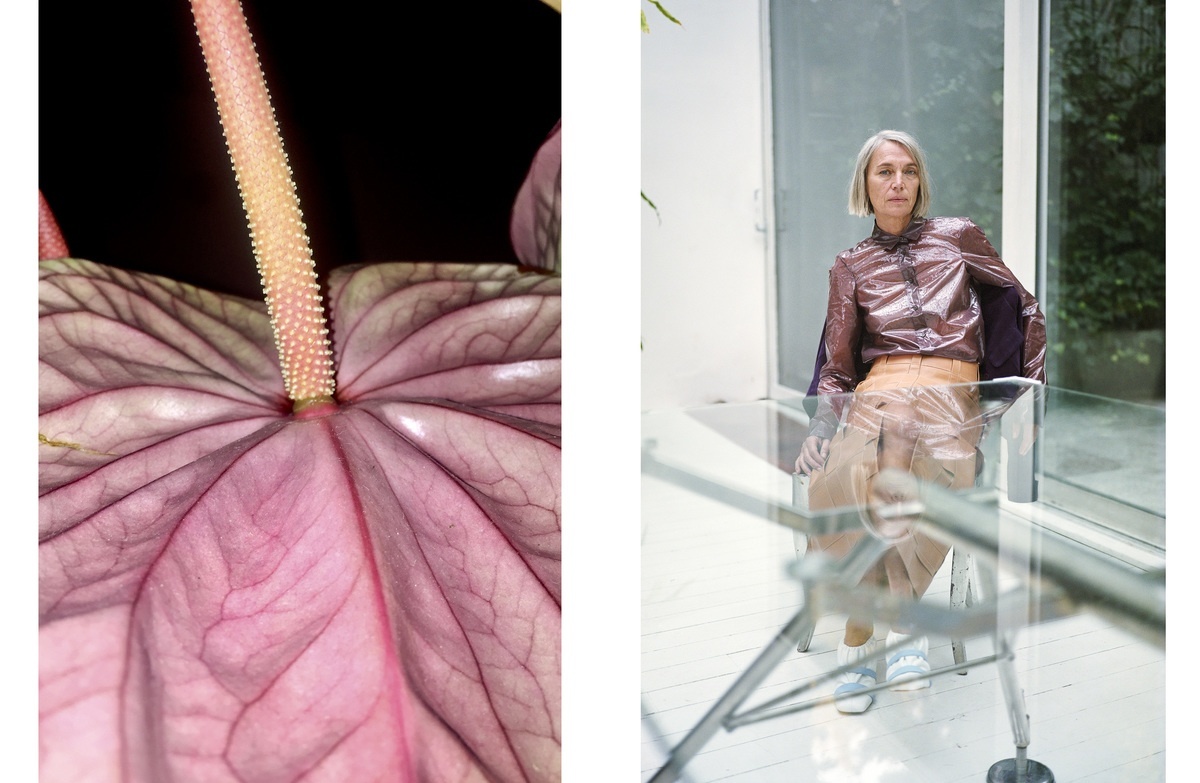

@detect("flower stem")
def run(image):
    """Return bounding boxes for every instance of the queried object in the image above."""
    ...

[190,0,336,410]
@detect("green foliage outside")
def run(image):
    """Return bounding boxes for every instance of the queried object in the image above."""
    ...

[1047,0,1165,397]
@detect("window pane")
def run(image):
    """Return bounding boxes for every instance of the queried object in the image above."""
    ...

[1044,0,1165,403]
[770,0,1004,393]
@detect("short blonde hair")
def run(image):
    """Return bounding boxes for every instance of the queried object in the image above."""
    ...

[847,130,932,219]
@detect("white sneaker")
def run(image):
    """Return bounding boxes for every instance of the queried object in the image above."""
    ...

[886,631,931,691]
[834,639,877,713]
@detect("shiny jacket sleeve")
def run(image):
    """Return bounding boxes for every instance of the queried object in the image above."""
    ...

[807,258,861,440]
[959,221,1048,383]
[816,257,862,397]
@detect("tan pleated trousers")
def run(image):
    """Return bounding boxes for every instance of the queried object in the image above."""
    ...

[806,354,982,599]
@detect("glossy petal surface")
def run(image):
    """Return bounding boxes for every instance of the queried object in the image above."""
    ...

[509,121,562,273]
[39,258,561,782]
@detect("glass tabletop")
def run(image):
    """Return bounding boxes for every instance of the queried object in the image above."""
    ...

[641,380,1164,782]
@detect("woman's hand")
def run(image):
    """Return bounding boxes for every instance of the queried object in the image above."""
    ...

[795,435,830,475]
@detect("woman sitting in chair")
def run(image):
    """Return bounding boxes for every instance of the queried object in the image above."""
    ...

[794,129,1046,713]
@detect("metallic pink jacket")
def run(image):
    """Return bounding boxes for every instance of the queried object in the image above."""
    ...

[813,216,1047,401]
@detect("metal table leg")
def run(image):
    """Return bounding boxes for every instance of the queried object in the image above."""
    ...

[648,534,890,783]
[647,603,819,783]
[985,632,1055,783]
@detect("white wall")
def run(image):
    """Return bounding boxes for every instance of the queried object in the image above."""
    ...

[640,1,769,411]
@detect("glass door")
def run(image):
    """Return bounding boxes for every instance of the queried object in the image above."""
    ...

[769,0,1006,394]
[768,0,1166,405]
[1043,0,1165,403]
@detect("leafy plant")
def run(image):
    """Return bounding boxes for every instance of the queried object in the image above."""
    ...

[642,0,681,33]
[642,0,681,222]
[39,1,561,780]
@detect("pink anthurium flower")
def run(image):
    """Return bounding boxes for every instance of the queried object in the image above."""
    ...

[38,1,561,781]
[510,120,562,274]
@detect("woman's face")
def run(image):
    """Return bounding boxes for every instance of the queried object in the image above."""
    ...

[866,141,921,228]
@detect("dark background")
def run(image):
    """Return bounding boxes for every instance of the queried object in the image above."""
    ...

[39,1,562,300]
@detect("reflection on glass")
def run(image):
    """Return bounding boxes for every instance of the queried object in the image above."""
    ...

[641,381,1164,781]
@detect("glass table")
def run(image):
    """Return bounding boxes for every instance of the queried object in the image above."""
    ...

[641,380,1164,782]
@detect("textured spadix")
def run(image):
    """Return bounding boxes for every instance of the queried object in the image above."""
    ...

[190,0,334,406]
